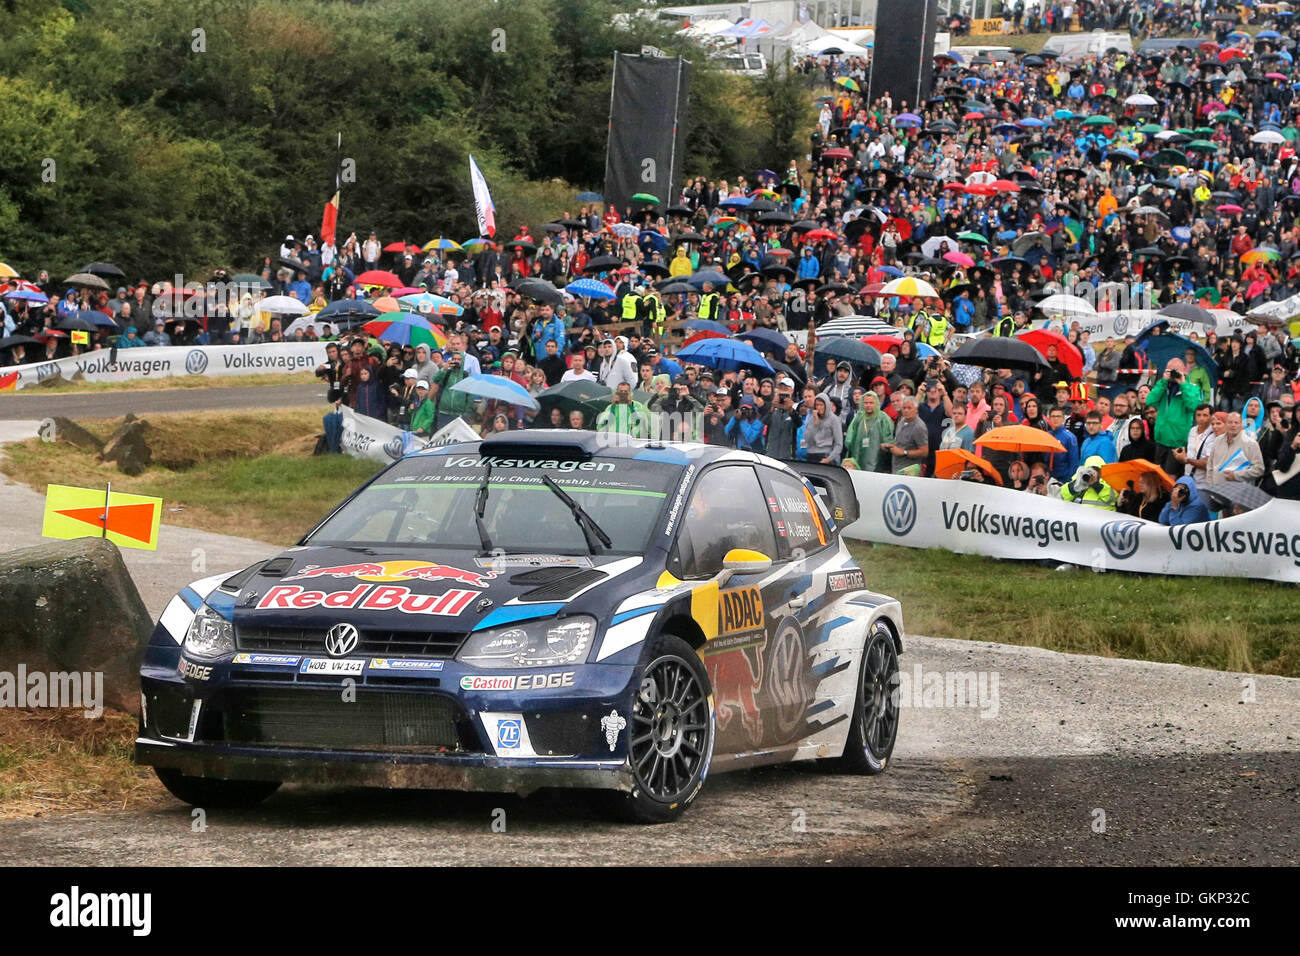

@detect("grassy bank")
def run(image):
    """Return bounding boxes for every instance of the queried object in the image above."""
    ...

[850,543,1299,677]
[3,371,319,395]
[1,409,381,545]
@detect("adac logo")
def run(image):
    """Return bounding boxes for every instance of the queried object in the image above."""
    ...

[383,434,405,460]
[882,484,917,537]
[185,349,209,375]
[1111,313,1129,337]
[1100,519,1143,560]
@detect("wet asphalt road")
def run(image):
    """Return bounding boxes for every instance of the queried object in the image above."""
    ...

[0,383,323,420]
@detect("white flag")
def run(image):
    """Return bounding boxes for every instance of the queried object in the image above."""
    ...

[469,154,496,238]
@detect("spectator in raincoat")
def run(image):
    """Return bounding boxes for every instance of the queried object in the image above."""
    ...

[1058,454,1119,510]
[1159,476,1211,526]
[1145,359,1203,476]
[843,390,894,471]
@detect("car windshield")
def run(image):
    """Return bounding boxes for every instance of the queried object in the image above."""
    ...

[305,451,678,555]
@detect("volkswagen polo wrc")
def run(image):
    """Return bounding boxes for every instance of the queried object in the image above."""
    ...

[137,431,904,822]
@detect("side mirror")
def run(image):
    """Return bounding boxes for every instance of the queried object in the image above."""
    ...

[722,548,773,575]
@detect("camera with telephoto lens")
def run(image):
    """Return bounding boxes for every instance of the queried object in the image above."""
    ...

[1080,467,1099,486]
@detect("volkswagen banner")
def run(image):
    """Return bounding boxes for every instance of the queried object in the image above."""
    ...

[842,471,1300,582]
[3,342,328,390]
[338,406,478,465]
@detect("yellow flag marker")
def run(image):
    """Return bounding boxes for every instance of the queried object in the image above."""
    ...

[70,330,89,345]
[42,484,162,551]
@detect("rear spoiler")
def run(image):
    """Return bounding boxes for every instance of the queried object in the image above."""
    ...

[789,462,860,527]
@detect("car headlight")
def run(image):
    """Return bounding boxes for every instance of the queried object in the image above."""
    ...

[457,616,596,668]
[183,604,235,661]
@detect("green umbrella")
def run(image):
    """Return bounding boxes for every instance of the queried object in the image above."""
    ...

[632,192,660,204]
[231,272,271,288]
[1214,110,1242,123]
[1192,126,1216,136]
[1186,139,1218,153]
[1154,148,1187,165]
[957,231,989,245]
[1030,149,1052,162]
[1138,123,1164,134]
[1194,287,1222,305]
[835,76,860,91]
[1083,115,1114,126]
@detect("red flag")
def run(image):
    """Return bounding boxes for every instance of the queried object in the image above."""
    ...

[0,371,18,391]
[321,191,340,247]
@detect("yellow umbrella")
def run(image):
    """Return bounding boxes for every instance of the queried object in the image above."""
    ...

[0,262,17,279]
[423,238,462,252]
[880,275,940,299]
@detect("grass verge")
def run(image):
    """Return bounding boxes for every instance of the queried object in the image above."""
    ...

[850,543,1299,677]
[0,708,166,819]
[4,371,318,394]
[1,409,381,545]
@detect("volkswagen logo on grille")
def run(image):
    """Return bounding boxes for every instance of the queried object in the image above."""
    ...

[1100,519,1143,561]
[185,349,209,375]
[881,484,917,537]
[324,622,360,657]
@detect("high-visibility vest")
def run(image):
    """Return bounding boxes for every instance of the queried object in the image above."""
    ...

[907,310,924,333]
[926,314,949,348]
[621,294,640,320]
[643,295,667,336]
[992,315,1015,337]
[698,291,720,320]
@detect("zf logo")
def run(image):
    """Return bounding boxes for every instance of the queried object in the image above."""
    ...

[882,484,917,537]
[497,719,521,749]
[185,349,209,374]
[1100,519,1143,560]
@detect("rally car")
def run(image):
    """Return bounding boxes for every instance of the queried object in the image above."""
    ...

[137,430,904,822]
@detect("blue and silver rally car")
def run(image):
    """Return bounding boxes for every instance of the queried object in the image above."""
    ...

[138,431,904,822]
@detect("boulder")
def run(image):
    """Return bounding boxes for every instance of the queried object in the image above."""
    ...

[39,417,105,454]
[0,538,151,714]
[99,415,152,476]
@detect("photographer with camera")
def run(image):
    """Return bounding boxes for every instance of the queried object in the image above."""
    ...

[1145,358,1204,479]
[1159,476,1211,526]
[725,394,768,453]
[763,377,802,460]
[1058,454,1119,510]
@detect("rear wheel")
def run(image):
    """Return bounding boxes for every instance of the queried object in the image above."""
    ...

[606,635,714,823]
[832,620,900,774]
[155,768,281,809]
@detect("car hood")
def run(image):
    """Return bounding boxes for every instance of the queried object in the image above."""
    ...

[224,546,642,634]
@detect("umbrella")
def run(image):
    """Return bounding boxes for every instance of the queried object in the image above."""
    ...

[354,269,404,288]
[62,272,109,291]
[689,270,732,289]
[1133,326,1218,379]
[609,222,639,239]
[1124,93,1158,107]
[231,273,272,289]
[450,373,540,411]
[0,335,40,350]
[583,255,623,274]
[504,239,537,253]
[255,294,310,315]
[813,337,882,367]
[0,262,16,279]
[934,449,1004,485]
[949,336,1050,371]
[423,238,462,252]
[362,313,449,349]
[880,276,940,299]
[679,319,730,336]
[1252,129,1287,144]
[3,288,49,305]
[1017,329,1084,378]
[315,300,380,324]
[514,277,563,306]
[398,292,464,317]
[1033,293,1097,317]
[676,338,774,374]
[943,251,975,268]
[576,191,604,202]
[370,295,402,313]
[834,77,860,91]
[537,379,611,420]
[56,315,100,333]
[80,262,126,280]
[975,425,1066,455]
[1099,459,1175,495]
[72,309,119,329]
[735,328,791,354]
[564,278,616,300]
[1157,302,1214,329]
[632,193,660,204]
[1203,481,1274,514]
[383,241,413,253]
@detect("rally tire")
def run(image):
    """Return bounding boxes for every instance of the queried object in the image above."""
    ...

[605,634,715,824]
[154,768,281,809]
[832,620,900,774]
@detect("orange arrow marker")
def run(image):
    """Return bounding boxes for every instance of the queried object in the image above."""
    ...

[54,503,158,544]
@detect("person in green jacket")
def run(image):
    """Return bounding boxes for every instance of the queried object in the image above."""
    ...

[1145,359,1204,477]
[431,351,476,420]
[1058,455,1119,510]
[1181,347,1214,406]
[410,381,437,435]
[842,390,894,471]
[596,382,651,439]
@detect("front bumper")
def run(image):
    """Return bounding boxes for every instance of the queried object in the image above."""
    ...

[136,739,630,794]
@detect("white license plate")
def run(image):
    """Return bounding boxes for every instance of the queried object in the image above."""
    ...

[299,658,365,676]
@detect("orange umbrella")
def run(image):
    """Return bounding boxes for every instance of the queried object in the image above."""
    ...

[1099,458,1174,494]
[934,449,1004,485]
[975,424,1066,454]
[371,295,402,313]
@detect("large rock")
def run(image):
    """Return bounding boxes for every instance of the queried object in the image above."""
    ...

[39,416,105,454]
[99,415,152,476]
[0,538,151,714]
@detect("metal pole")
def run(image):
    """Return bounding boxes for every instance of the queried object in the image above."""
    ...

[101,481,110,538]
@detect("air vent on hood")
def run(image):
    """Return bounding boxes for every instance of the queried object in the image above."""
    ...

[259,557,295,578]
[221,562,266,592]
[518,568,607,602]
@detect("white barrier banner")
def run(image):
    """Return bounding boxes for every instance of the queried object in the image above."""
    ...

[842,470,1300,582]
[4,342,328,390]
[1040,309,1256,341]
[338,406,479,464]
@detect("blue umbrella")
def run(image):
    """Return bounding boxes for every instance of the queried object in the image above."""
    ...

[1134,323,1218,380]
[317,299,379,323]
[576,191,604,202]
[397,292,464,317]
[736,327,791,354]
[3,288,49,305]
[679,318,730,335]
[564,278,616,300]
[77,309,119,329]
[451,373,540,411]
[877,265,904,277]
[1017,117,1047,128]
[1258,30,1282,40]
[718,195,753,208]
[688,270,732,289]
[676,338,774,374]
[638,230,668,254]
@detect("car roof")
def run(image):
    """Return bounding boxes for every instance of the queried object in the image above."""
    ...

[414,429,766,466]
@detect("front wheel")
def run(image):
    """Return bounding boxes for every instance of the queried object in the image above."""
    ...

[832,620,900,774]
[155,768,281,809]
[605,634,715,824]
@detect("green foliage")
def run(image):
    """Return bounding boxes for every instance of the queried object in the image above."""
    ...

[0,0,795,280]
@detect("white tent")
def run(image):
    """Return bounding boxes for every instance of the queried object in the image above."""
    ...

[677,18,735,39]
[796,34,870,56]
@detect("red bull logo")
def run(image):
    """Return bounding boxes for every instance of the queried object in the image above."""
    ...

[286,560,497,588]
[257,584,477,617]
[704,643,765,744]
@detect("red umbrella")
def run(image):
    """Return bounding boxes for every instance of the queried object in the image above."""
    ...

[1216,203,1244,215]
[1018,328,1084,378]
[682,330,728,348]
[1198,40,1220,53]
[861,333,906,353]
[383,241,411,253]
[355,269,403,287]
[804,228,840,242]
[991,179,1021,192]
[963,111,987,121]
[1218,48,1246,63]
[965,183,998,196]
[943,182,968,191]
[822,147,852,160]
[885,217,912,240]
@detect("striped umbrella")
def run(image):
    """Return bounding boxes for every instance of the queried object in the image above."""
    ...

[363,313,449,349]
[880,276,941,299]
